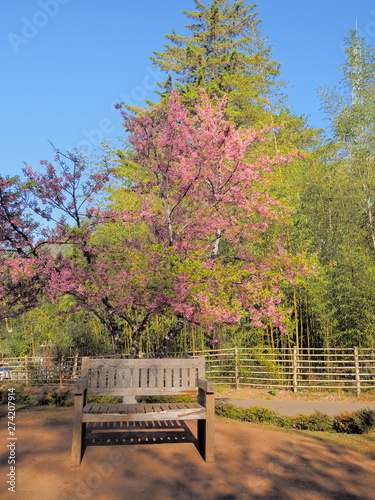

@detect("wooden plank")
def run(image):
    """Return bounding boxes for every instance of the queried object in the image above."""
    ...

[198,391,215,463]
[140,367,148,388]
[132,368,140,388]
[157,367,164,389]
[149,368,157,388]
[71,392,85,467]
[123,368,130,388]
[107,367,116,389]
[82,357,205,370]
[165,368,172,388]
[98,368,107,388]
[182,368,188,388]
[173,367,181,388]
[90,368,98,389]
[82,406,206,422]
[86,387,198,397]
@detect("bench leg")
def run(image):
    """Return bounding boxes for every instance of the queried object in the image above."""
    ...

[72,391,86,469]
[197,390,215,463]
[72,418,85,466]
[197,418,214,462]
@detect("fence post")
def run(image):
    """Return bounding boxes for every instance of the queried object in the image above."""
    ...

[354,346,361,397]
[293,346,298,393]
[73,352,79,379]
[234,347,240,390]
[25,355,29,385]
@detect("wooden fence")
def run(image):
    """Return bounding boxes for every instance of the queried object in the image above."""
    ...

[201,347,375,396]
[1,347,374,396]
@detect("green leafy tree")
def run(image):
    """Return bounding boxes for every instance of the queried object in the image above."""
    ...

[303,30,375,347]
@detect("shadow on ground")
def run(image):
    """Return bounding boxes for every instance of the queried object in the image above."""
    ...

[0,407,374,500]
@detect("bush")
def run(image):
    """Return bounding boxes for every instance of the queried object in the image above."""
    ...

[333,408,375,434]
[144,395,196,404]
[87,396,123,404]
[215,402,375,435]
[215,403,292,428]
[354,408,375,434]
[0,383,36,406]
[292,411,333,431]
[215,402,248,420]
[38,389,73,407]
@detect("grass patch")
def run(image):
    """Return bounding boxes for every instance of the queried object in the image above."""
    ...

[215,402,375,434]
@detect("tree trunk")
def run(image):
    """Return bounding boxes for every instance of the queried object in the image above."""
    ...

[111,325,124,357]
[156,315,185,358]
[130,328,142,359]
[129,312,153,358]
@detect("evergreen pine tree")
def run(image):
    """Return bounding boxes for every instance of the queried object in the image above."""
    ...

[151,0,283,126]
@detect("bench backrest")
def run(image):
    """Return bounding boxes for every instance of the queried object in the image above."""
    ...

[81,357,205,396]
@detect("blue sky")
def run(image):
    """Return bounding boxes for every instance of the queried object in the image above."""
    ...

[1,0,374,177]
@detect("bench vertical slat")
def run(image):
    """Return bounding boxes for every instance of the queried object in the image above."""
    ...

[157,367,164,389]
[107,367,116,389]
[90,368,98,389]
[98,368,107,388]
[149,368,156,388]
[173,367,180,388]
[165,367,172,388]
[141,367,148,388]
[182,367,188,388]
[123,368,130,388]
[132,368,140,388]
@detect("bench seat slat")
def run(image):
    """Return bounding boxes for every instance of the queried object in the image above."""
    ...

[82,402,206,422]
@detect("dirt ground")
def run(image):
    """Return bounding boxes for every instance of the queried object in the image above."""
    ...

[0,406,374,500]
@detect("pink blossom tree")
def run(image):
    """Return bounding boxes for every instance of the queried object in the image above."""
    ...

[0,92,306,357]
[112,90,305,356]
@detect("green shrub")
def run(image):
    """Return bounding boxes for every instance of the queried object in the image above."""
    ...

[144,395,196,404]
[353,408,375,434]
[242,406,291,427]
[0,384,36,406]
[292,411,333,431]
[216,401,375,435]
[215,403,292,428]
[333,408,375,434]
[87,396,123,404]
[38,389,73,407]
[333,412,361,434]
[215,402,247,420]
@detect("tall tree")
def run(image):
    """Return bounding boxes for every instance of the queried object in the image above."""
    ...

[113,91,307,356]
[305,30,375,347]
[150,0,283,127]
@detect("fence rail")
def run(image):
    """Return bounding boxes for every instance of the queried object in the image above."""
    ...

[1,347,374,396]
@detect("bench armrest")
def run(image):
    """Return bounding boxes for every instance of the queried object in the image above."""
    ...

[73,377,88,395]
[198,377,215,394]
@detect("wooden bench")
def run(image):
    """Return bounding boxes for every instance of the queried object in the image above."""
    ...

[71,357,215,466]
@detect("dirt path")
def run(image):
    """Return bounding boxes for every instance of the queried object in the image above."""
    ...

[0,407,374,500]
